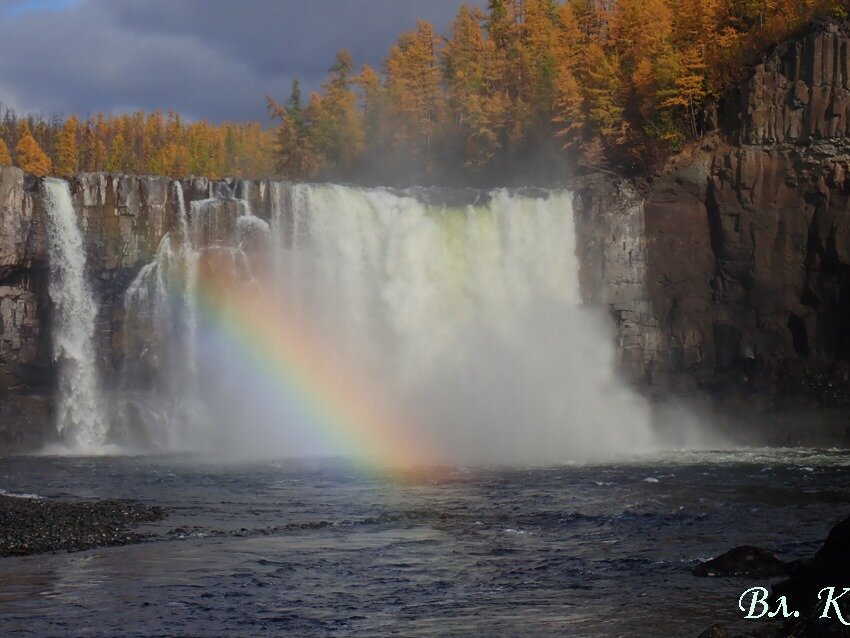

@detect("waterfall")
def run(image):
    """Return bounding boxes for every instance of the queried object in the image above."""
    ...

[115,183,657,462]
[267,185,655,463]
[40,178,107,449]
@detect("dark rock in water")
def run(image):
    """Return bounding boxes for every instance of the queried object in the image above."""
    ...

[815,515,850,562]
[699,516,850,638]
[693,546,791,578]
[771,515,850,636]
[0,494,166,557]
[699,624,730,638]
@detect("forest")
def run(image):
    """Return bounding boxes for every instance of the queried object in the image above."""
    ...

[0,0,846,184]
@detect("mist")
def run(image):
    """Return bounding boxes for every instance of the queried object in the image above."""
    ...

[107,182,722,466]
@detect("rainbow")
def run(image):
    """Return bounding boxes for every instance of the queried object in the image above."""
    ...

[188,263,434,471]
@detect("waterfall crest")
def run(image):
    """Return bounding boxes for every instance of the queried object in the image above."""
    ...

[40,178,106,449]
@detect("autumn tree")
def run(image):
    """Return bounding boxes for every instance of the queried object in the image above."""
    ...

[355,65,386,147]
[55,115,79,175]
[0,138,10,166]
[552,2,586,149]
[443,4,507,165]
[310,50,364,173]
[15,121,52,176]
[385,20,445,155]
[81,123,107,172]
[268,81,321,179]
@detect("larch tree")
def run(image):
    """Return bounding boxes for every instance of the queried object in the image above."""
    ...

[521,0,559,119]
[443,4,507,166]
[355,64,385,148]
[15,121,52,176]
[106,133,128,173]
[385,20,445,154]
[55,115,79,175]
[82,124,107,172]
[552,2,587,148]
[0,138,11,166]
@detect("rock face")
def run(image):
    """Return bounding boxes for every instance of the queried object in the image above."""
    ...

[734,20,850,145]
[0,173,264,450]
[570,19,850,440]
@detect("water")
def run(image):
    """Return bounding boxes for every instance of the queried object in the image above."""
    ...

[1,449,847,636]
[40,178,106,449]
[115,184,664,463]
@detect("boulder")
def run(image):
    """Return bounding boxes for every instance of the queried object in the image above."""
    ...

[693,545,792,578]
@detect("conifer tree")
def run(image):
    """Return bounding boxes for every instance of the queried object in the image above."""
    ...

[106,133,127,173]
[55,115,79,175]
[313,49,365,172]
[0,138,10,166]
[15,121,52,176]
[385,20,445,154]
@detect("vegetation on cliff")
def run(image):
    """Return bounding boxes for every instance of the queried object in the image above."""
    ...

[0,0,845,183]
[268,0,847,182]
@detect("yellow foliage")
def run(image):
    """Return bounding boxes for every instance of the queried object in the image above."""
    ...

[0,139,10,166]
[15,127,52,177]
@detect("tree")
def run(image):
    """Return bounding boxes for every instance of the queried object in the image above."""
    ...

[312,49,365,172]
[15,121,52,176]
[55,115,79,175]
[522,0,559,117]
[81,124,107,172]
[106,133,128,173]
[0,138,10,166]
[268,94,321,179]
[582,43,626,145]
[385,20,445,153]
[660,46,709,139]
[355,64,385,145]
[443,4,507,165]
[552,2,587,148]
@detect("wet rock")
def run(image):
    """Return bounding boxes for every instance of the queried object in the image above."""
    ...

[0,494,167,556]
[698,624,730,638]
[693,545,792,578]
[699,516,850,638]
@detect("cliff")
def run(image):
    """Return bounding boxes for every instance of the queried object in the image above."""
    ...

[572,18,850,439]
[0,173,274,448]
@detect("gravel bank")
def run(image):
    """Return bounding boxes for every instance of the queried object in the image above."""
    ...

[0,494,166,557]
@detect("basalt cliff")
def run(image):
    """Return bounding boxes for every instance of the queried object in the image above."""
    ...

[576,19,850,442]
[4,20,850,450]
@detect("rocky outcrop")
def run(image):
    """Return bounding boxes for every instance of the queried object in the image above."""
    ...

[733,20,850,145]
[569,20,850,440]
[0,172,272,450]
[573,175,663,383]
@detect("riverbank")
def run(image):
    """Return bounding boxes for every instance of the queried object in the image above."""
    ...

[0,493,166,557]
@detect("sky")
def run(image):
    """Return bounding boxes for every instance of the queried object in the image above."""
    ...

[0,0,477,123]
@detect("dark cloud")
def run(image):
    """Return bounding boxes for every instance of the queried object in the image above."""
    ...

[0,0,476,122]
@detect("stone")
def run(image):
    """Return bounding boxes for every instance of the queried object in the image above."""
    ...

[693,546,791,578]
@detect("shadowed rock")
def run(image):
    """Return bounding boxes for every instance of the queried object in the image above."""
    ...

[693,545,792,578]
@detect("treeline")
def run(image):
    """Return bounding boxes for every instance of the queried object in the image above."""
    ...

[0,0,844,184]
[0,108,275,178]
[269,0,848,183]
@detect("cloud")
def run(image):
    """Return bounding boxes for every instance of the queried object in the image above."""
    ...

[0,0,476,122]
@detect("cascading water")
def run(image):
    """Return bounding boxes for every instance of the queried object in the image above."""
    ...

[40,178,107,449]
[272,185,657,463]
[115,182,660,462]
